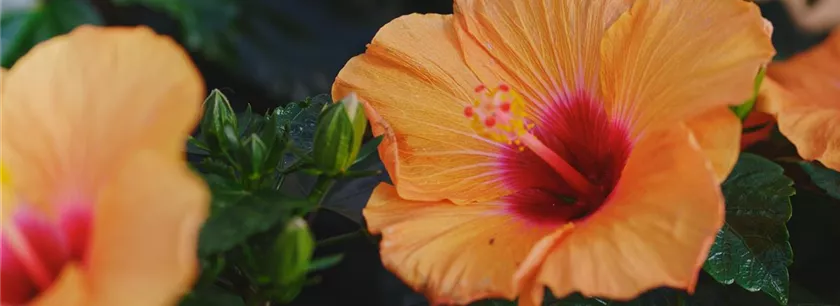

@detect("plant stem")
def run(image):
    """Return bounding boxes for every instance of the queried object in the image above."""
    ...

[317,229,366,247]
[306,175,335,222]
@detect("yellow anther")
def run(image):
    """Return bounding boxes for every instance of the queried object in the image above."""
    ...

[463,84,533,149]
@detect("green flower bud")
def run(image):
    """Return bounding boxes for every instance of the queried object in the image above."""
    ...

[311,93,368,175]
[270,217,315,303]
[199,89,238,152]
[273,217,315,285]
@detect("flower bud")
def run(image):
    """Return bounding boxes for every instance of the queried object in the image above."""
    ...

[199,89,238,152]
[311,93,368,174]
[270,217,315,303]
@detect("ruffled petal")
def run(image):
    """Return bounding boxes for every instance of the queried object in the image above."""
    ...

[515,125,723,300]
[601,0,775,135]
[453,0,630,118]
[333,14,512,203]
[685,107,742,182]
[86,151,209,306]
[758,28,840,170]
[364,184,552,305]
[0,25,204,213]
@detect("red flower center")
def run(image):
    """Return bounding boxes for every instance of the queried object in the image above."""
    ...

[1,204,92,304]
[498,92,633,226]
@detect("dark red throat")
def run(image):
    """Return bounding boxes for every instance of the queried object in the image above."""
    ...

[1,205,92,304]
[500,92,632,226]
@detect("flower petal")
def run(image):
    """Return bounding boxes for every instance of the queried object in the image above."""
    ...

[86,151,209,306]
[516,125,724,300]
[31,264,88,306]
[0,25,204,213]
[685,107,742,182]
[364,183,551,304]
[759,28,840,170]
[601,0,774,135]
[333,14,511,203]
[454,0,630,115]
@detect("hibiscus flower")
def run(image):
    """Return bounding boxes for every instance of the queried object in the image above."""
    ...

[333,0,774,304]
[1,26,209,305]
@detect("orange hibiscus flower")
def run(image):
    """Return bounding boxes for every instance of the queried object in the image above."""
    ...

[0,26,209,305]
[333,0,774,305]
[756,26,840,170]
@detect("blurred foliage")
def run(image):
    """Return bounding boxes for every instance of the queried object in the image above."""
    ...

[1,0,102,67]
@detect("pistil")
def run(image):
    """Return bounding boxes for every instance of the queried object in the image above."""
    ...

[464,84,599,199]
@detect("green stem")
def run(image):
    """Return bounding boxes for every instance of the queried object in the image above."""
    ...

[306,175,335,222]
[307,175,334,207]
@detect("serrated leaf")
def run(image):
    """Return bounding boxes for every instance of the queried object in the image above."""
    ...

[800,161,840,200]
[179,285,244,306]
[273,94,330,157]
[1,0,103,68]
[704,153,794,305]
[197,177,308,257]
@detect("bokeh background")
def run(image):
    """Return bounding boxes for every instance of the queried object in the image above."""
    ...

[2,1,838,305]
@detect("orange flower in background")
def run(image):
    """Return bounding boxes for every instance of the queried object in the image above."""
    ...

[0,26,209,305]
[756,26,840,170]
[333,0,774,304]
[740,111,776,149]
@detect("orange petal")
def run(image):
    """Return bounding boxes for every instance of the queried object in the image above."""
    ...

[364,184,552,304]
[685,107,742,182]
[601,0,775,135]
[516,124,724,300]
[332,14,512,204]
[86,151,209,306]
[454,0,630,115]
[512,225,575,306]
[0,25,204,214]
[31,264,88,306]
[759,28,840,170]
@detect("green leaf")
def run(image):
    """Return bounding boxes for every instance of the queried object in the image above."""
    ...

[179,285,244,306]
[307,254,344,273]
[197,176,308,257]
[354,135,383,165]
[800,161,840,200]
[236,104,266,136]
[1,0,104,68]
[703,153,794,305]
[274,94,330,151]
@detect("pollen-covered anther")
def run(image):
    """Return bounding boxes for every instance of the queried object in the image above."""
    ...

[463,84,532,149]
